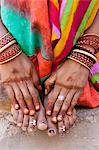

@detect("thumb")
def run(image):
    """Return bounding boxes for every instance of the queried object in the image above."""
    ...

[45,73,56,95]
[32,67,42,91]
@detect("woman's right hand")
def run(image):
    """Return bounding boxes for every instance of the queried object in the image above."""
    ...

[0,50,42,116]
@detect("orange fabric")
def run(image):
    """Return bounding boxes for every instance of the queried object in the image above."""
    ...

[37,52,52,78]
[30,51,52,79]
[78,81,99,108]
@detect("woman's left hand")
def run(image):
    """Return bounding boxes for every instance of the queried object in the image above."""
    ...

[45,59,89,123]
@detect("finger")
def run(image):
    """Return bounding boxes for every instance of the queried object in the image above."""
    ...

[68,109,77,127]
[67,90,82,116]
[26,80,40,111]
[58,90,75,121]
[46,85,61,116]
[6,85,19,110]
[58,121,66,136]
[17,109,24,127]
[28,116,37,132]
[32,66,42,91]
[11,83,29,115]
[45,73,56,95]
[52,88,68,123]
[22,115,29,131]
[11,106,19,124]
[18,81,35,116]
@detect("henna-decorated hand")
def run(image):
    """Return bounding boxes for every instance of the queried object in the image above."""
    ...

[45,59,89,123]
[0,52,42,116]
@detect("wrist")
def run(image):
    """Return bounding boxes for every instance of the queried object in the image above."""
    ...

[68,33,99,71]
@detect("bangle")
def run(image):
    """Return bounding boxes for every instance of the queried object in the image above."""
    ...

[73,44,95,55]
[68,56,91,71]
[0,44,22,64]
[0,32,15,52]
[0,40,16,53]
[76,34,99,53]
[68,51,94,70]
[83,33,99,38]
[73,49,97,62]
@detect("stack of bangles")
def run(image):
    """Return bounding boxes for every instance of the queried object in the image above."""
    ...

[68,34,99,71]
[0,32,22,65]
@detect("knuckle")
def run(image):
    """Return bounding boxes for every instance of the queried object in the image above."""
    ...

[16,94,23,100]
[55,100,62,107]
[64,100,69,106]
[24,95,32,101]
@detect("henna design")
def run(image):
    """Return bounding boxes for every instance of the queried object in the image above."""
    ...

[56,82,83,90]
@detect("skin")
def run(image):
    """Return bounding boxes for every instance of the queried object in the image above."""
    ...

[0,3,98,135]
[11,94,48,132]
[45,12,99,124]
[0,18,42,115]
[0,52,42,115]
[11,95,76,136]
[45,59,89,123]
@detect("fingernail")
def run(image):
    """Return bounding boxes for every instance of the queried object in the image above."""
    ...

[67,111,72,116]
[52,117,57,123]
[45,89,48,95]
[29,110,35,116]
[36,105,40,110]
[46,110,51,116]
[17,123,22,127]
[24,108,29,114]
[58,115,62,121]
[15,104,19,110]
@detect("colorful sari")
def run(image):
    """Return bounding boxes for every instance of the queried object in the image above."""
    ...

[0,0,99,108]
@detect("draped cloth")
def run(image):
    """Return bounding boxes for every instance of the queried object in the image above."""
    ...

[0,0,99,108]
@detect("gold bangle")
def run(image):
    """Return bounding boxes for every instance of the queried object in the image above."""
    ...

[0,51,22,65]
[82,33,99,38]
[68,56,91,71]
[73,49,97,62]
[0,40,16,53]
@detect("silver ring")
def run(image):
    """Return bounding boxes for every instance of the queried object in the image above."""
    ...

[29,120,37,126]
[58,95,65,101]
[59,126,66,132]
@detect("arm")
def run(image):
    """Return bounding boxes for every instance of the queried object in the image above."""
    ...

[0,15,41,115]
[44,12,99,122]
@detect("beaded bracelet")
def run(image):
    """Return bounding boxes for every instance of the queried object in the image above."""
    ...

[73,44,95,55]
[0,43,22,64]
[73,49,97,62]
[0,33,16,53]
[76,34,99,53]
[68,51,94,70]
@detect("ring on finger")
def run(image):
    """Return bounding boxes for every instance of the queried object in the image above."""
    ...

[59,125,66,132]
[58,95,65,101]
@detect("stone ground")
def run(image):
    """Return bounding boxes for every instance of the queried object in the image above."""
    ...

[0,107,99,150]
